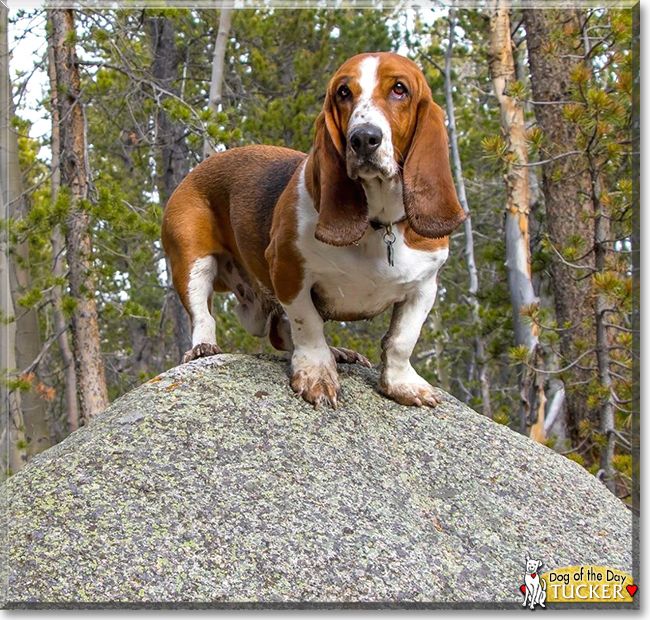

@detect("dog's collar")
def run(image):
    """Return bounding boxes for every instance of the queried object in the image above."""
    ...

[369,216,407,231]
[361,217,407,268]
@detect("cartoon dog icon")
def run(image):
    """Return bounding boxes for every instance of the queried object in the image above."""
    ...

[523,557,547,609]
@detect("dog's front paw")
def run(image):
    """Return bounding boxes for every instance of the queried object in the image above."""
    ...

[330,346,372,368]
[182,343,222,364]
[379,372,441,408]
[291,352,340,408]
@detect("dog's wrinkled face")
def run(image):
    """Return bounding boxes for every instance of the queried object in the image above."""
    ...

[327,53,425,181]
[312,52,465,247]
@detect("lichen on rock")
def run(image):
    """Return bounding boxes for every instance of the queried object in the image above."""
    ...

[1,354,633,607]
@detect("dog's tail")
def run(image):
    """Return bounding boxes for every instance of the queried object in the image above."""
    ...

[541,578,547,591]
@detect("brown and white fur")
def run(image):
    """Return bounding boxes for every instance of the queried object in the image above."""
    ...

[162,52,466,409]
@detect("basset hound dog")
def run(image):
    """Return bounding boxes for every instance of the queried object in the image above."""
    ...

[162,52,466,408]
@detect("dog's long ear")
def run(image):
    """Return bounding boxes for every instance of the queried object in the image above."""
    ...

[403,96,466,239]
[312,104,369,246]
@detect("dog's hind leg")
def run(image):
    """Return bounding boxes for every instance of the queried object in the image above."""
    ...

[182,251,274,363]
[269,312,293,353]
[217,256,270,338]
[162,192,225,363]
[181,254,222,363]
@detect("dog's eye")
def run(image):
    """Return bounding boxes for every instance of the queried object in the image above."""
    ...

[391,82,408,99]
[337,84,352,100]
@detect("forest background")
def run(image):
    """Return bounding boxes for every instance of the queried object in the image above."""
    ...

[0,1,639,509]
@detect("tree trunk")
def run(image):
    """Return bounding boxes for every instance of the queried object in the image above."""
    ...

[49,9,109,421]
[523,8,596,447]
[0,5,50,455]
[203,4,232,159]
[0,188,27,476]
[514,22,566,443]
[513,28,542,213]
[488,0,545,440]
[444,6,491,418]
[148,15,192,361]
[580,17,615,493]
[47,38,79,433]
[428,312,451,394]
[594,181,615,492]
[129,319,152,379]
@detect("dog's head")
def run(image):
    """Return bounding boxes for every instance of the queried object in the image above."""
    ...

[311,52,466,246]
[526,557,543,574]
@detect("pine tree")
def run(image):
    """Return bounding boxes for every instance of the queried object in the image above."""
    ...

[524,7,633,494]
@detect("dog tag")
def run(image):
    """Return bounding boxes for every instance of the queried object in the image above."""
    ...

[386,240,395,267]
[383,224,396,267]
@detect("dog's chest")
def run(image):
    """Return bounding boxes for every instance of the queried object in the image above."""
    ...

[299,225,448,321]
[293,163,448,320]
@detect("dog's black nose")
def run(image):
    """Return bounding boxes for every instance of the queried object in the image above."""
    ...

[349,124,382,157]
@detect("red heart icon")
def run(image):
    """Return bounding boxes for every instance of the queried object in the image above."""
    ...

[627,585,637,597]
[532,573,536,578]
[520,585,526,594]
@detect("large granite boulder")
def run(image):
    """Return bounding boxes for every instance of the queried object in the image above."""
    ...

[1,354,633,607]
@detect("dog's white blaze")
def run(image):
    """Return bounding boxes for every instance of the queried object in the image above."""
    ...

[187,255,218,346]
[355,55,379,107]
[348,55,397,179]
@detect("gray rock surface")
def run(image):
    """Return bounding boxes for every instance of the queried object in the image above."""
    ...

[1,354,633,606]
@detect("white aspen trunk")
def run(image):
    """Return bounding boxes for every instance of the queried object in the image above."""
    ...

[203,3,232,159]
[514,27,568,442]
[544,386,565,434]
[0,5,50,456]
[487,0,545,439]
[49,9,109,421]
[47,41,79,433]
[0,188,27,475]
[444,6,491,418]
[0,5,25,475]
[594,185,615,492]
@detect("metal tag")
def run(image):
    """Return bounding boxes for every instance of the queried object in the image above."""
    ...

[383,224,396,267]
